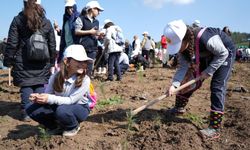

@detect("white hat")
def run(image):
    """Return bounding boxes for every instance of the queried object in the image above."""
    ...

[163,20,187,55]
[104,19,112,25]
[24,0,41,4]
[65,0,76,7]
[142,31,149,35]
[193,20,201,27]
[63,45,93,62]
[86,1,104,11]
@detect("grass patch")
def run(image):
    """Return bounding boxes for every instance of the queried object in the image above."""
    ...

[183,113,205,128]
[96,96,123,109]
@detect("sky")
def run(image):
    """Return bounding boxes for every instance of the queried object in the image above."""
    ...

[1,0,250,42]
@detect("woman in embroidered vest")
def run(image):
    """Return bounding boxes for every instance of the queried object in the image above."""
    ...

[164,20,236,139]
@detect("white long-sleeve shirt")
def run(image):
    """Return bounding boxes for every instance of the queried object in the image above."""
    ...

[45,72,90,105]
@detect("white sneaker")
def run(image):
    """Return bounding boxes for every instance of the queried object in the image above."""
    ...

[96,67,101,74]
[63,125,80,137]
[101,67,107,74]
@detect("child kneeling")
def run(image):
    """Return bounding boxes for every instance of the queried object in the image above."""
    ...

[26,45,93,137]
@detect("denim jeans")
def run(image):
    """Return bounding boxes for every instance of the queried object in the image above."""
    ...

[108,52,121,80]
[26,103,90,130]
[210,47,235,111]
[119,63,129,74]
[20,84,45,110]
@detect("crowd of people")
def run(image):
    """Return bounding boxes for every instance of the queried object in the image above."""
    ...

[0,0,244,140]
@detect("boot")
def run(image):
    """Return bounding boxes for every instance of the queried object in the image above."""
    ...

[200,111,223,139]
[170,95,189,115]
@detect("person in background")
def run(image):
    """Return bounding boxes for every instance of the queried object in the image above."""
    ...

[26,45,92,137]
[161,35,169,68]
[50,23,61,74]
[131,35,141,57]
[124,39,133,60]
[118,51,129,74]
[164,20,236,139]
[4,0,56,121]
[103,21,123,81]
[0,38,8,69]
[149,36,156,67]
[75,1,104,78]
[222,26,232,37]
[95,28,107,75]
[56,0,79,63]
[130,35,149,71]
[141,31,151,60]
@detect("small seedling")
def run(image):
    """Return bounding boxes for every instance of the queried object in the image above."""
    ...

[136,63,144,82]
[153,114,162,126]
[126,110,135,131]
[99,82,106,99]
[37,126,51,142]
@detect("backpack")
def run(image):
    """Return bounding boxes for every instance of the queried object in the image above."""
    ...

[87,82,97,110]
[26,30,50,61]
[114,26,125,46]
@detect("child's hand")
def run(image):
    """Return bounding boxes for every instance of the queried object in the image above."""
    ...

[200,72,210,80]
[29,93,39,101]
[35,94,49,104]
[167,85,177,96]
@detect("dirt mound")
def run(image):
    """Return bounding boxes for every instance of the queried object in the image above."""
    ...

[0,62,250,150]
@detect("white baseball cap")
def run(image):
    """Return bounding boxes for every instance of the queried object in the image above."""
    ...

[193,20,201,27]
[86,1,104,11]
[65,0,76,7]
[63,45,93,62]
[142,31,149,35]
[163,20,187,55]
[24,0,41,4]
[104,19,112,25]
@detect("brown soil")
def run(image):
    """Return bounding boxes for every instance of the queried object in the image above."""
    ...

[0,62,249,150]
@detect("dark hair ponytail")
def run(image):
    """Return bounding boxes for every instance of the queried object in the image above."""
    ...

[181,26,195,63]
[23,0,45,32]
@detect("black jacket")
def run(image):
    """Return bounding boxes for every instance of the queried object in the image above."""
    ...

[4,12,56,87]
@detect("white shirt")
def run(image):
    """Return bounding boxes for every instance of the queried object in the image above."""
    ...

[45,72,90,105]
[119,52,129,65]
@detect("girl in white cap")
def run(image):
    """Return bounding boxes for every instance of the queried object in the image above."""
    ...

[4,0,56,121]
[163,20,236,139]
[26,45,93,137]
[75,1,104,77]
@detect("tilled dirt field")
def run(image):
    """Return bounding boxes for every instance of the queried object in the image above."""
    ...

[0,62,249,150]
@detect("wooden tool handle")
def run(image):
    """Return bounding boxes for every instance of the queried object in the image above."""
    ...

[131,76,201,116]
